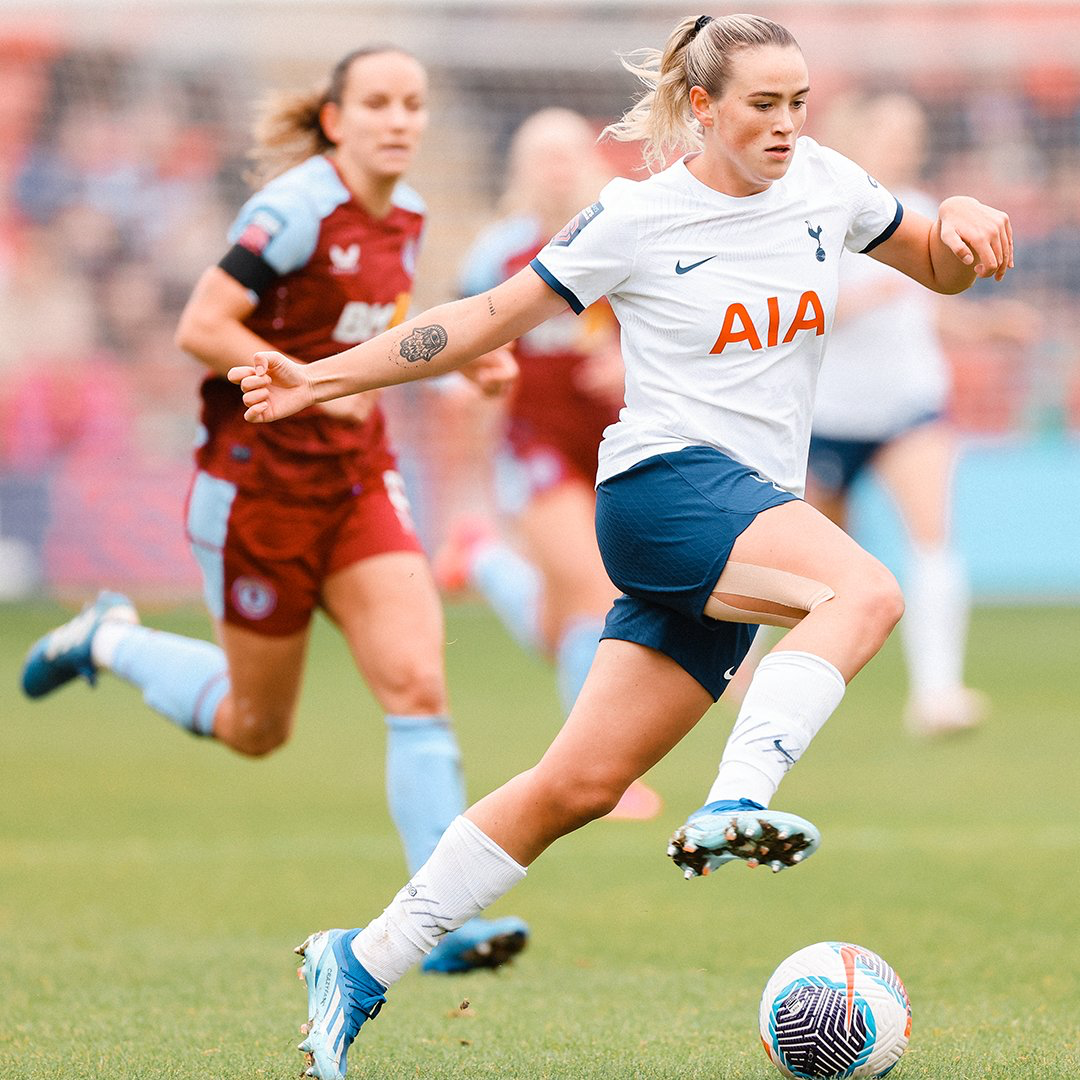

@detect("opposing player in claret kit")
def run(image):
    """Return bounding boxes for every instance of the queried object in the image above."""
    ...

[229,14,1012,1078]
[21,45,526,976]
[442,107,661,820]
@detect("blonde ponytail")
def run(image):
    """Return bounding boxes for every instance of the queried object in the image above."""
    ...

[604,13,799,172]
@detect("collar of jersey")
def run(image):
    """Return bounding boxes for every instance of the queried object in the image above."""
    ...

[674,153,784,208]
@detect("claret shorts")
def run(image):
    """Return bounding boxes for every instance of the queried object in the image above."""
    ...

[185,465,423,636]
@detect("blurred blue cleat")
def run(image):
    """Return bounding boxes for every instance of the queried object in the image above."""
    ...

[667,798,820,878]
[21,591,138,699]
[421,915,529,974]
[295,929,386,1079]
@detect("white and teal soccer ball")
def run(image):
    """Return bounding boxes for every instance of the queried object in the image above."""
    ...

[759,942,912,1079]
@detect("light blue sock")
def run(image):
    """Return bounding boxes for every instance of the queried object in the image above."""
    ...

[109,626,229,736]
[555,617,603,714]
[471,543,542,651]
[385,713,465,874]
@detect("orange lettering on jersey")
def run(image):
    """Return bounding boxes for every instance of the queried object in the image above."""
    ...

[766,296,780,348]
[709,303,762,354]
[782,290,825,343]
[389,292,412,328]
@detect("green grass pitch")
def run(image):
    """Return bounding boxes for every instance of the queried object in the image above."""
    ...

[2,600,1078,1079]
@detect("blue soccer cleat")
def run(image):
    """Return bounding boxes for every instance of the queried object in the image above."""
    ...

[294,929,387,1079]
[21,591,138,699]
[666,798,820,878]
[421,915,529,975]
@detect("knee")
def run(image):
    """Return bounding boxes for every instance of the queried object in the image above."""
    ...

[533,763,630,829]
[847,562,905,640]
[372,659,448,716]
[231,729,289,758]
[215,698,292,757]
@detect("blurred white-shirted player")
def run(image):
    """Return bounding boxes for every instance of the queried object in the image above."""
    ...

[807,93,987,735]
[227,15,1013,1078]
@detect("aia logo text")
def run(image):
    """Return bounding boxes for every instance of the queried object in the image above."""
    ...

[710,291,825,354]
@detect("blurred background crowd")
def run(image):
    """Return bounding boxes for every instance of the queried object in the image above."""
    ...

[0,0,1077,602]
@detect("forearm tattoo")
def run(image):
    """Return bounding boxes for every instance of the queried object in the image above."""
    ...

[487,294,496,317]
[398,324,448,363]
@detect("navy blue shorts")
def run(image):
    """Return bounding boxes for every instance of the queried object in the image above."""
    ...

[595,446,798,700]
[808,412,942,495]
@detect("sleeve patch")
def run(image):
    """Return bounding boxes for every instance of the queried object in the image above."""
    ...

[236,206,287,256]
[550,202,604,247]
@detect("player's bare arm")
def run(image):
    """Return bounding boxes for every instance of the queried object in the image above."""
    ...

[175,266,264,377]
[178,266,378,423]
[229,267,564,423]
[869,198,1013,293]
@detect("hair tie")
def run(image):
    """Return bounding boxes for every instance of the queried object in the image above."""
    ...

[693,14,714,36]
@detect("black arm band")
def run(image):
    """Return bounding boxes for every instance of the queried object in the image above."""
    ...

[218,244,278,296]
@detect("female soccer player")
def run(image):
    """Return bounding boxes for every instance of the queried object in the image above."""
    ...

[229,17,1012,1077]
[442,107,661,819]
[20,46,526,975]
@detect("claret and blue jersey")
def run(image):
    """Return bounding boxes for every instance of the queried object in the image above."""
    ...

[531,136,903,497]
[198,153,426,498]
[224,154,425,361]
[188,153,428,634]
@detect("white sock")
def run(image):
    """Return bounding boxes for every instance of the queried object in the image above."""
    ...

[351,815,526,987]
[91,619,137,669]
[901,545,970,705]
[708,651,846,807]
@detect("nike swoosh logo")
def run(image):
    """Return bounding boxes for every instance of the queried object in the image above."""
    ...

[773,739,797,764]
[675,255,717,275]
[723,666,737,681]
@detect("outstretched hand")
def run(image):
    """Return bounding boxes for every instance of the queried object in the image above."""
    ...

[459,346,519,397]
[227,351,316,423]
[938,196,1014,282]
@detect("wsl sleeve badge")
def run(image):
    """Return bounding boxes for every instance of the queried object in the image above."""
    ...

[550,201,604,247]
[759,941,912,1078]
[235,206,286,257]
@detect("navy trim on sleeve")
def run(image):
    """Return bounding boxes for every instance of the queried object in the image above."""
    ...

[860,199,904,254]
[529,256,585,315]
[218,244,278,296]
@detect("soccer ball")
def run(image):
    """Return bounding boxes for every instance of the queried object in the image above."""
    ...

[759,941,912,1078]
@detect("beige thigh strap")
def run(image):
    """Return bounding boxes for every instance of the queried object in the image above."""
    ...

[704,561,835,628]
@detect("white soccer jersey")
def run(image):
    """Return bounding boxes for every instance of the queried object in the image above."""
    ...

[812,189,949,440]
[531,137,901,495]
